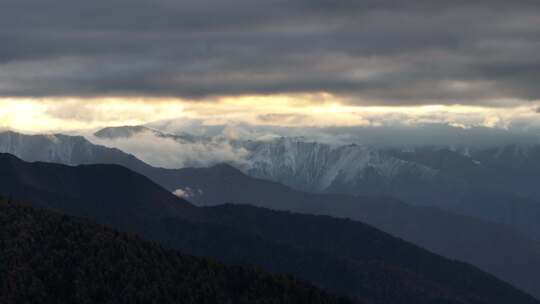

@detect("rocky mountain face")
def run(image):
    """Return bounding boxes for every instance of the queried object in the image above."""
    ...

[0,131,148,170]
[243,138,439,195]
[92,127,443,194]
[242,139,540,242]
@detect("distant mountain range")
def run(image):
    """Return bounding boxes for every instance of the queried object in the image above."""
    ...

[244,138,540,243]
[92,126,540,241]
[0,153,537,304]
[154,163,540,298]
[0,202,352,304]
[2,129,540,298]
[3,127,540,240]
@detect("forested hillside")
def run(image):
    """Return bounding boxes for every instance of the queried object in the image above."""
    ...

[0,201,352,304]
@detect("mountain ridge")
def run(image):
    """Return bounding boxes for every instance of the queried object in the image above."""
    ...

[1,153,538,304]
[89,127,540,241]
[2,130,540,298]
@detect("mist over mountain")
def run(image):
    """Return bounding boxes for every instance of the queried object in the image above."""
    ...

[0,153,538,304]
[89,126,540,240]
[146,120,540,148]
[89,123,540,169]
[92,126,250,169]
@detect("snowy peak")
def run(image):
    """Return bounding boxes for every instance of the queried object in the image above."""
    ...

[0,131,144,169]
[243,137,438,193]
[0,131,94,165]
[0,129,444,198]
[90,128,442,194]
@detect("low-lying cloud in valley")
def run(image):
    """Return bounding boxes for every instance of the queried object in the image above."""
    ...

[89,129,251,169]
[83,121,540,170]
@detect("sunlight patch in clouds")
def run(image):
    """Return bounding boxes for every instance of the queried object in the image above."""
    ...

[1,95,540,133]
[0,97,185,133]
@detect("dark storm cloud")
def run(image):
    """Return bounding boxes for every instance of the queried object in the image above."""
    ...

[1,0,540,105]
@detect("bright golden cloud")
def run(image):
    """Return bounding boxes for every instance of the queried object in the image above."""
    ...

[1,95,540,133]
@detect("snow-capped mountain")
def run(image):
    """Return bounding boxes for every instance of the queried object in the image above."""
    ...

[0,130,148,170]
[10,126,539,206]
[243,137,438,195]
[89,127,540,237]
[0,131,97,165]
[88,126,531,200]
[4,128,540,241]
[92,126,441,196]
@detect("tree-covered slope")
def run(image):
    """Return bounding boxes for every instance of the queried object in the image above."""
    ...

[0,202,352,304]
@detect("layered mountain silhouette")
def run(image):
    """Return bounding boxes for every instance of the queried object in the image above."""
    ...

[152,164,540,298]
[0,201,352,304]
[2,130,540,298]
[0,153,538,304]
[238,139,540,242]
[86,126,540,240]
[4,128,540,241]
[93,126,540,241]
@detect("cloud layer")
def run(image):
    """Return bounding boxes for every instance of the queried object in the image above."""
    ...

[2,97,540,134]
[2,1,540,106]
[89,129,250,169]
[83,122,540,170]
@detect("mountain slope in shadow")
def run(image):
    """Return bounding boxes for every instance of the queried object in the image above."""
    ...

[0,153,538,304]
[0,201,353,304]
[1,131,540,298]
[160,164,540,298]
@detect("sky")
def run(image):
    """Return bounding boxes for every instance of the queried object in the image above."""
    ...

[2,1,540,134]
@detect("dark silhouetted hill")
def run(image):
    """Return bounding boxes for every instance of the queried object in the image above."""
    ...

[0,202,352,304]
[161,164,540,297]
[0,153,538,304]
